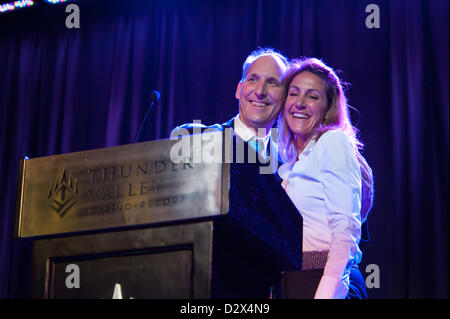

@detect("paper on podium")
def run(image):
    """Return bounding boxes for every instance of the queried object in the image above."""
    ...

[112,283,122,299]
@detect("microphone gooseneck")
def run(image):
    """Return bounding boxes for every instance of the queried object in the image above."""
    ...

[133,90,160,144]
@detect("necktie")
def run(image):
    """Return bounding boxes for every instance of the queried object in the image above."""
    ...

[248,137,267,160]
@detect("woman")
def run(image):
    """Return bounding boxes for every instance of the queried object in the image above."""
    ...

[277,58,374,299]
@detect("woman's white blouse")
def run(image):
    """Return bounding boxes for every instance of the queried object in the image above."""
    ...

[278,130,363,299]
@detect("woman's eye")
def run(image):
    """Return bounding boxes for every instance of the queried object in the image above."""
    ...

[309,95,319,100]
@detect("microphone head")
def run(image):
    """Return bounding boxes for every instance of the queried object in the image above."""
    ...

[151,90,161,101]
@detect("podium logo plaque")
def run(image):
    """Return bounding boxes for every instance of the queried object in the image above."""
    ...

[47,169,80,218]
[15,132,229,238]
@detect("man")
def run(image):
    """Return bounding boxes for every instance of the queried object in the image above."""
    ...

[171,48,288,166]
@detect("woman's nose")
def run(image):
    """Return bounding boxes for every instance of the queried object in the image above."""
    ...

[293,97,307,109]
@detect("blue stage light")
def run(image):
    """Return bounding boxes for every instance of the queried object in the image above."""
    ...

[0,0,72,15]
[0,0,34,13]
[43,0,68,3]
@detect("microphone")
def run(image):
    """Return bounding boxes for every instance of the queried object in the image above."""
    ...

[150,90,160,102]
[133,90,160,143]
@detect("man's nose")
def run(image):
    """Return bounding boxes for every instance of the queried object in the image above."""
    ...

[255,83,268,98]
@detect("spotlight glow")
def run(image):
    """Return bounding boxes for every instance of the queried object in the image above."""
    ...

[44,0,68,3]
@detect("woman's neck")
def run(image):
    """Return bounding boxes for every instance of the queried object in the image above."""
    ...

[295,133,313,155]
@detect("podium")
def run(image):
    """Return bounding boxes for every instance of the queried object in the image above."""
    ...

[15,131,302,298]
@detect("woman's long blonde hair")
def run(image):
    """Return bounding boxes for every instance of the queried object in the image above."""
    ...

[277,58,374,221]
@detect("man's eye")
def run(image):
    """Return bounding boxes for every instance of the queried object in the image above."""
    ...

[289,92,298,96]
[247,77,256,82]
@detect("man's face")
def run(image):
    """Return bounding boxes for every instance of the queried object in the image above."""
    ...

[235,55,285,133]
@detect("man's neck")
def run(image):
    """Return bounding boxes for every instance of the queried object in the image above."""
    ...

[235,115,271,140]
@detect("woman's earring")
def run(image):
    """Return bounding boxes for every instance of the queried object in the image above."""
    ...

[323,111,329,124]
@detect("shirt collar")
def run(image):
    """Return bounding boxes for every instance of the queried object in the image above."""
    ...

[234,114,271,146]
[297,135,318,160]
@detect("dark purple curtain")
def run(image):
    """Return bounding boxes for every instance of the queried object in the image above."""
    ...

[0,0,447,298]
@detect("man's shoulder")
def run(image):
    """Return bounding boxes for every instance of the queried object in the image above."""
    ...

[171,118,234,136]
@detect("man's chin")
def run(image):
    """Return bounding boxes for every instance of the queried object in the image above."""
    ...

[247,119,274,131]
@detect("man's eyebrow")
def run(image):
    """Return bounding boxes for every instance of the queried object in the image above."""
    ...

[245,74,281,83]
[245,73,259,79]
[267,76,281,82]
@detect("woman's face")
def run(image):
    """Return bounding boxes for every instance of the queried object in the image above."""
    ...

[284,71,329,144]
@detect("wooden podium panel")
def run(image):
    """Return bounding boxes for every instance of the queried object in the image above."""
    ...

[32,221,213,299]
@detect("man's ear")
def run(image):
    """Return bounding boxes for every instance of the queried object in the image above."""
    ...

[235,81,242,100]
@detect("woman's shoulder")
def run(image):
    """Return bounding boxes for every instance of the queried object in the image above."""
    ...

[318,129,352,143]
[316,129,355,150]
[314,129,357,163]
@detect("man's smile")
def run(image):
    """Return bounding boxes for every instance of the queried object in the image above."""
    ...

[249,100,270,107]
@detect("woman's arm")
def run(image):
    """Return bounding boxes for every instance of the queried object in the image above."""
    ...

[314,131,362,299]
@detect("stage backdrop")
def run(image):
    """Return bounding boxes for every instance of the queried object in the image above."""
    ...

[0,0,448,298]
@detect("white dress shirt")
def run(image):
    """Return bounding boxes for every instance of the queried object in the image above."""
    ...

[278,130,363,299]
[233,115,271,152]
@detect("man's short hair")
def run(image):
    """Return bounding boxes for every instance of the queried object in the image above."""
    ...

[241,48,289,81]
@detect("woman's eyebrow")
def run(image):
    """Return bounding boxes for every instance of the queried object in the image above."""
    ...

[289,85,321,94]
